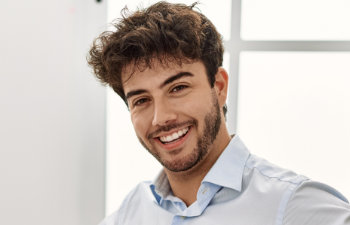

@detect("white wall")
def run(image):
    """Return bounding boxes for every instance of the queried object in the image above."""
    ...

[0,1,107,224]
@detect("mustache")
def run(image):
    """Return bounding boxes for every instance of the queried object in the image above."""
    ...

[148,120,197,139]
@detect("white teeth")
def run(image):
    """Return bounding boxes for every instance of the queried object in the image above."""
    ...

[159,127,189,143]
[172,132,179,140]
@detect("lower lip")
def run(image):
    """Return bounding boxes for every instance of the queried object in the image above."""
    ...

[155,127,191,151]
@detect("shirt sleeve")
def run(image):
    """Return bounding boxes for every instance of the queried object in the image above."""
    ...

[283,180,350,225]
[97,210,119,225]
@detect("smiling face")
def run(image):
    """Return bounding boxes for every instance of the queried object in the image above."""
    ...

[122,60,229,173]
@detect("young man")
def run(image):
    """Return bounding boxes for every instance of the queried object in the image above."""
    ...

[88,2,350,224]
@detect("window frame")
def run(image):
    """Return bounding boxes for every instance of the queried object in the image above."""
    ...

[226,0,350,133]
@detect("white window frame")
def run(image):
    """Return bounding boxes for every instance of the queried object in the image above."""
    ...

[226,0,350,133]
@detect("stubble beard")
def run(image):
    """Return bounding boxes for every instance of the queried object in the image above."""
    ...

[138,94,222,172]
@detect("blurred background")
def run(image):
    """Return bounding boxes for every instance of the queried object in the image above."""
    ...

[1,0,350,224]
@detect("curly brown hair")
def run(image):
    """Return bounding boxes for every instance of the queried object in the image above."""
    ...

[87,1,225,113]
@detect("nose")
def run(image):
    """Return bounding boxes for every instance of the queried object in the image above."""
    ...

[151,99,177,126]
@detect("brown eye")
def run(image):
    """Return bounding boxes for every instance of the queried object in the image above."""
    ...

[171,85,187,93]
[134,98,149,106]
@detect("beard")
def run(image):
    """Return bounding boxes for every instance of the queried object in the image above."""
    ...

[137,93,222,172]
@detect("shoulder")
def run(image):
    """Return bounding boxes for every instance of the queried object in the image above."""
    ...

[240,154,308,219]
[98,210,119,225]
[283,180,350,225]
[244,154,308,187]
[243,154,350,224]
[97,181,153,225]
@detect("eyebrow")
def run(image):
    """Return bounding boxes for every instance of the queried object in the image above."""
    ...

[125,72,194,100]
[125,89,147,100]
[160,72,193,88]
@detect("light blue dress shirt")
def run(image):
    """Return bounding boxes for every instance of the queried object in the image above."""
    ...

[100,135,350,225]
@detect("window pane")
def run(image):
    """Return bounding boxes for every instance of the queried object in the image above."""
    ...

[241,0,350,40]
[238,52,350,198]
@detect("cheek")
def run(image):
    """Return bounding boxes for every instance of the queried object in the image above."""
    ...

[172,93,211,121]
[131,111,152,137]
[187,91,212,111]
[131,114,144,136]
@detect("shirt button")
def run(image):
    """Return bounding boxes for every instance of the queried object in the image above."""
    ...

[202,188,208,194]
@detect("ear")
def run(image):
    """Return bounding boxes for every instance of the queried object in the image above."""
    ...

[214,67,229,108]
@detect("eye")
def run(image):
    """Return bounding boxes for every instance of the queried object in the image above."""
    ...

[133,97,149,106]
[170,85,188,93]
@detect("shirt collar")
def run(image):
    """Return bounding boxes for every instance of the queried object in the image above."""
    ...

[150,170,170,204]
[150,135,250,203]
[202,135,250,192]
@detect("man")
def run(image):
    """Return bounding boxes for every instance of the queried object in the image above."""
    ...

[88,2,350,224]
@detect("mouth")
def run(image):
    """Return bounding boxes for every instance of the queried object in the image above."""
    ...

[158,127,190,144]
[153,126,191,150]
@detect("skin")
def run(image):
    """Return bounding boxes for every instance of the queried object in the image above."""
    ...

[122,60,231,206]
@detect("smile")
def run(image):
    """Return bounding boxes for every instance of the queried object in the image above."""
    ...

[158,127,189,144]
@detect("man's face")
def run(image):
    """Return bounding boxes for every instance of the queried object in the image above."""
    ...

[122,60,225,172]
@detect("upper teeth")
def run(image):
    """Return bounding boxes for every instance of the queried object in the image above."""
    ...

[159,127,189,143]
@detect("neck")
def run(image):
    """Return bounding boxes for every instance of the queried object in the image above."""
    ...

[164,126,231,206]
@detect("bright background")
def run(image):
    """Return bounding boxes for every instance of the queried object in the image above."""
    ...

[0,1,107,225]
[106,0,350,216]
